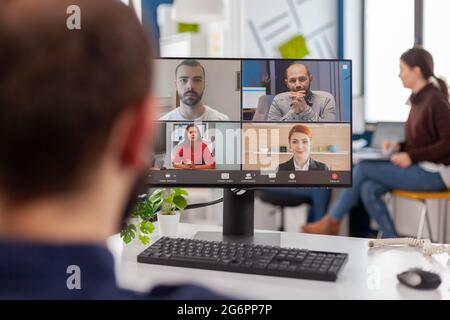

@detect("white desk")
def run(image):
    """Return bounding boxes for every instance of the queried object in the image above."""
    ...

[107,223,450,299]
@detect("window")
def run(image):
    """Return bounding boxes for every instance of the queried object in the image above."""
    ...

[424,0,450,82]
[364,0,415,122]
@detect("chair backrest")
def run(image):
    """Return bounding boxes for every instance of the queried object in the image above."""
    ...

[252,95,275,121]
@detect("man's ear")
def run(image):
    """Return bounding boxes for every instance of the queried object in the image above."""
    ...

[309,74,314,83]
[120,95,155,170]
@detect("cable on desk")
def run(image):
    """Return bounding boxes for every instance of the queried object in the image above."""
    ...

[184,188,260,210]
[185,198,223,210]
[368,237,450,256]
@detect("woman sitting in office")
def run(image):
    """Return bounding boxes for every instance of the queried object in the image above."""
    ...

[277,124,328,171]
[172,124,216,170]
[302,47,450,237]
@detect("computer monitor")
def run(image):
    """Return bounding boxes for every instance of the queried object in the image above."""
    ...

[149,58,352,244]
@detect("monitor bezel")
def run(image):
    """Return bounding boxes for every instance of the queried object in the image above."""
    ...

[149,57,353,188]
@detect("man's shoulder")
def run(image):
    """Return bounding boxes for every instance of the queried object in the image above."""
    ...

[273,92,291,101]
[159,108,182,120]
[0,241,231,300]
[102,284,230,300]
[204,106,229,120]
[0,284,229,300]
[146,283,232,300]
[312,90,335,102]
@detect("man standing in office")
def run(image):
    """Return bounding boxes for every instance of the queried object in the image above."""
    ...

[0,0,229,299]
[267,63,336,121]
[159,60,229,121]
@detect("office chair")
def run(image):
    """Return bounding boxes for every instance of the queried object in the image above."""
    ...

[380,190,450,243]
[255,189,312,231]
[256,188,332,231]
[252,95,275,120]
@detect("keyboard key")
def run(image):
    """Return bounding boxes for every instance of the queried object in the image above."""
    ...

[287,265,297,272]
[171,255,218,264]
[253,263,268,269]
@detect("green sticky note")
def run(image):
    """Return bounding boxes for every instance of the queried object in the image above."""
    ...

[278,34,309,59]
[177,23,200,33]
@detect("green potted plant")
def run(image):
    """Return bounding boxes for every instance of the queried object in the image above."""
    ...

[120,188,189,245]
[155,188,189,237]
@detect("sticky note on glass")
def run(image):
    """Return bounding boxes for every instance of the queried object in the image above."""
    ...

[278,34,309,59]
[177,23,199,33]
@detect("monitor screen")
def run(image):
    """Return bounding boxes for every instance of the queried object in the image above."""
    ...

[148,58,352,187]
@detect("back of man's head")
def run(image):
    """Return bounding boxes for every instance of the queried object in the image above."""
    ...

[0,0,152,203]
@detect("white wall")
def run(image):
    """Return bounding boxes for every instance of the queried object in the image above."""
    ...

[201,60,241,121]
[365,0,414,122]
[239,0,338,58]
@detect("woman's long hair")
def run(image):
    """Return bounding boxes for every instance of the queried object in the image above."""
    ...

[400,47,449,99]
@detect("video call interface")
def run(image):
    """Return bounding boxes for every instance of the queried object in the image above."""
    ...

[149,58,352,187]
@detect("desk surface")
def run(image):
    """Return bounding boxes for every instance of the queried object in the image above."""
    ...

[107,223,450,299]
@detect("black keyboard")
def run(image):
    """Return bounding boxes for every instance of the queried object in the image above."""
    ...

[137,237,348,281]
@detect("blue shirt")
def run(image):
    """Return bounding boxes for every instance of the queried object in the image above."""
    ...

[0,240,229,300]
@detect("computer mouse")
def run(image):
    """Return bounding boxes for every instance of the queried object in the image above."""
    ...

[397,268,441,290]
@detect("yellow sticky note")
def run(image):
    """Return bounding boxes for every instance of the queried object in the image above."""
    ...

[177,23,199,33]
[278,34,309,59]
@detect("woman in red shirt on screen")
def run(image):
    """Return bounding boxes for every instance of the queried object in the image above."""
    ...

[172,124,216,170]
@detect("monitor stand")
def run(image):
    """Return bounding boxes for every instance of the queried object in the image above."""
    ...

[194,189,281,246]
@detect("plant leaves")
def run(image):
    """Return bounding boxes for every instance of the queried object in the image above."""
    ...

[140,202,155,219]
[150,198,163,212]
[173,188,189,196]
[123,235,132,244]
[120,224,136,244]
[140,221,155,234]
[138,235,150,245]
[173,195,187,210]
[139,188,189,214]
[149,189,163,203]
